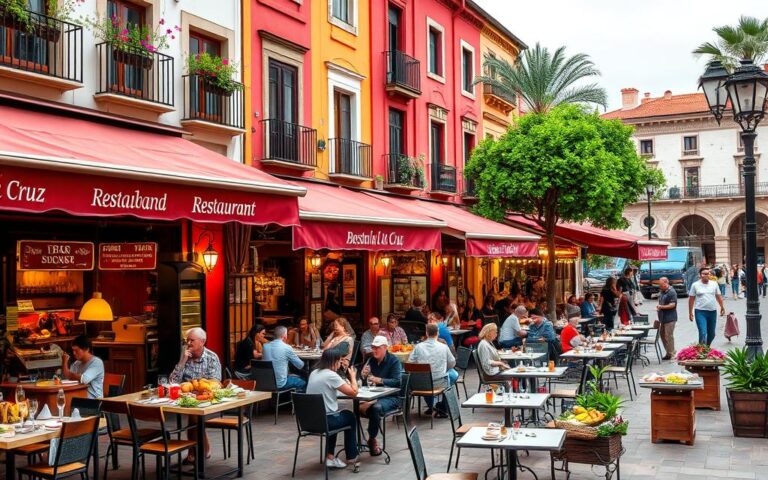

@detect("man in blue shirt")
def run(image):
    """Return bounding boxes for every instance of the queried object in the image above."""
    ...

[262,325,306,391]
[580,293,597,318]
[360,336,402,456]
[526,309,557,343]
[428,312,454,351]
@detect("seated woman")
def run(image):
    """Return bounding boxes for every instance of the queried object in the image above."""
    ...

[443,302,461,329]
[306,349,360,469]
[580,293,597,318]
[460,295,483,348]
[476,324,511,381]
[291,317,320,348]
[481,293,497,317]
[322,318,355,366]
[565,295,581,318]
[234,324,267,378]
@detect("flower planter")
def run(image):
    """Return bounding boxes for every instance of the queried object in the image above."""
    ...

[550,433,623,480]
[31,21,61,42]
[112,49,153,70]
[679,361,723,410]
[202,78,233,97]
[727,389,768,438]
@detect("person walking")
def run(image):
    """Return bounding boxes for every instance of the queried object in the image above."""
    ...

[715,267,727,297]
[731,264,741,299]
[656,277,678,360]
[688,267,725,346]
[598,277,620,330]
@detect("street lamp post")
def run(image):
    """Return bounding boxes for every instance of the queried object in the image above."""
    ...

[699,59,768,358]
[646,182,656,297]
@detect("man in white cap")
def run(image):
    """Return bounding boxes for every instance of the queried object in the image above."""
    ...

[359,336,402,456]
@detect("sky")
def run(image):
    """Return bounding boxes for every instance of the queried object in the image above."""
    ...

[473,0,768,112]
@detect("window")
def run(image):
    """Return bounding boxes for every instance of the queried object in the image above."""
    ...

[430,121,444,166]
[107,0,147,95]
[683,135,698,155]
[684,167,700,197]
[461,43,474,95]
[188,33,223,121]
[189,32,220,57]
[0,0,48,70]
[332,0,351,25]
[426,19,444,79]
[640,139,654,155]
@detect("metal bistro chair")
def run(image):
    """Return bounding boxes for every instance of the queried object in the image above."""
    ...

[640,328,663,364]
[404,363,447,430]
[605,340,640,400]
[444,386,487,472]
[377,372,410,454]
[454,346,472,401]
[290,393,355,480]
[405,426,478,480]
[251,359,297,424]
[205,379,257,464]
[481,314,499,328]
[17,416,100,480]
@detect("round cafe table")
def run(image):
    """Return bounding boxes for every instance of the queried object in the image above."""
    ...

[0,381,87,416]
[389,350,411,363]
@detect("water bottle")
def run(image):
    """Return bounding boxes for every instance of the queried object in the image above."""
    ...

[57,388,66,420]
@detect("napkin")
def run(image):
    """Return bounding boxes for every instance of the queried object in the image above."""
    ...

[36,404,52,420]
[70,408,81,419]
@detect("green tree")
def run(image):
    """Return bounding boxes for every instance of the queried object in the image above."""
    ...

[473,43,607,114]
[467,105,664,321]
[693,15,768,70]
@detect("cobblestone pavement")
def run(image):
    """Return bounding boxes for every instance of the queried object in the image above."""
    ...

[5,294,767,480]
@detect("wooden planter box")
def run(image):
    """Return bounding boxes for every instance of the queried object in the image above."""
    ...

[551,433,622,465]
[112,49,154,70]
[680,361,722,410]
[727,389,768,438]
[202,78,233,97]
[650,388,696,445]
[32,21,61,42]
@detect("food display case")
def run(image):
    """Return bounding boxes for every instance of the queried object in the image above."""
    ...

[157,262,206,375]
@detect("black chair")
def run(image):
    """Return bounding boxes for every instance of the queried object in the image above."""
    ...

[405,426,478,480]
[640,328,663,364]
[205,379,257,464]
[102,399,163,480]
[444,387,487,472]
[350,340,361,368]
[291,393,354,480]
[70,398,103,418]
[251,359,296,424]
[470,350,498,395]
[404,363,446,430]
[18,416,100,480]
[481,314,499,327]
[605,340,639,400]
[454,346,472,400]
[378,373,410,452]
[128,404,198,480]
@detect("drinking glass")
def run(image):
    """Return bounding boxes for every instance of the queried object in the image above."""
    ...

[512,416,521,438]
[28,399,38,429]
[57,388,66,420]
[157,376,169,398]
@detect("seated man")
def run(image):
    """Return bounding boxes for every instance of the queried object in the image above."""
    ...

[62,335,105,399]
[526,309,557,343]
[560,316,585,353]
[360,336,402,456]
[408,323,457,417]
[262,326,306,391]
[360,317,382,356]
[404,297,428,323]
[499,305,528,349]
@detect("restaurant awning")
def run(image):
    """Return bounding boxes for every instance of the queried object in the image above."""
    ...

[293,183,444,251]
[506,215,668,260]
[0,104,304,226]
[365,193,540,257]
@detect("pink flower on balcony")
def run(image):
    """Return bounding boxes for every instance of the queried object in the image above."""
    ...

[146,45,156,52]
[121,28,129,35]
[166,29,172,35]
[222,59,229,66]
[159,18,165,25]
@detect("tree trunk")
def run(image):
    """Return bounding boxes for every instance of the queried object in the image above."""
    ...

[546,230,558,322]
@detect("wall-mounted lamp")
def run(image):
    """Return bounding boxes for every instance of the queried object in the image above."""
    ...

[310,253,322,271]
[195,231,219,273]
[456,257,462,270]
[381,255,391,270]
[441,256,449,268]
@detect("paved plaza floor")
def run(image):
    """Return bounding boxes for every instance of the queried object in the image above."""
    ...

[4,294,768,480]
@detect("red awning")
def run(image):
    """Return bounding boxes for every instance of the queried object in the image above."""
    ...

[293,183,443,251]
[0,105,304,226]
[366,194,540,257]
[506,215,668,260]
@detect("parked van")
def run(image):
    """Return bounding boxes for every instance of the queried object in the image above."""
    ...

[638,247,703,298]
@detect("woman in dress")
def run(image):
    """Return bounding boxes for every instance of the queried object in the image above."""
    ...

[598,277,620,330]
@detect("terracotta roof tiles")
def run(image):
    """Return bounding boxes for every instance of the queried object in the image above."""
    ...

[602,92,710,120]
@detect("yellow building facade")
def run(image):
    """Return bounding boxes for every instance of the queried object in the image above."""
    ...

[310,1,373,184]
[478,22,524,140]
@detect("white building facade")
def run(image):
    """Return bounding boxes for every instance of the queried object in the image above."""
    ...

[604,87,768,265]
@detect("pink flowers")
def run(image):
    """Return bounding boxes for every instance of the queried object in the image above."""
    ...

[676,344,725,361]
[222,59,229,66]
[159,18,165,25]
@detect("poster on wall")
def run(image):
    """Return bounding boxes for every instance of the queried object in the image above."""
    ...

[448,272,458,304]
[342,264,357,307]
[379,277,391,318]
[311,273,322,299]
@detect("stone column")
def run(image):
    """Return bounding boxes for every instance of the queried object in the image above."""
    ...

[714,236,731,265]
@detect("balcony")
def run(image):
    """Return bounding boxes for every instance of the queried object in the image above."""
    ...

[462,175,477,201]
[261,119,317,170]
[383,154,425,192]
[94,42,174,113]
[329,138,372,181]
[180,74,245,136]
[483,84,516,115]
[385,50,420,99]
[652,182,768,201]
[0,8,83,90]
[431,163,457,196]
[682,149,700,157]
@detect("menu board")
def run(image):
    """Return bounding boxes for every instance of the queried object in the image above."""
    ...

[98,242,158,270]
[17,240,94,271]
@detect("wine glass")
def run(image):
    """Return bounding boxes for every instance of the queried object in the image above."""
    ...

[28,399,38,430]
[57,388,66,420]
[512,415,521,438]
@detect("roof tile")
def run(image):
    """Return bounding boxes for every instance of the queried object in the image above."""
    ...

[602,92,709,120]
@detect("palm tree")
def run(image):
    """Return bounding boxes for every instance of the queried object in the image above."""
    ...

[693,15,768,70]
[474,43,607,114]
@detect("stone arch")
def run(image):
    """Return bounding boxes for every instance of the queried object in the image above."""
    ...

[726,211,768,265]
[665,209,721,239]
[670,214,717,264]
[723,207,768,235]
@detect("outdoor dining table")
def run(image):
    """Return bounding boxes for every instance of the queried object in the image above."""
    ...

[0,417,107,480]
[639,381,703,445]
[616,330,645,337]
[592,342,626,350]
[560,348,618,391]
[338,386,399,463]
[292,348,323,361]
[606,336,634,343]
[456,427,566,480]
[625,324,655,330]
[462,392,549,426]
[499,366,568,399]
[497,350,547,363]
[448,328,471,336]
[109,390,271,478]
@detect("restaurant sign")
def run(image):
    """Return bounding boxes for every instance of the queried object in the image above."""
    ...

[465,239,539,258]
[293,221,441,252]
[638,244,668,261]
[99,242,158,270]
[18,240,94,271]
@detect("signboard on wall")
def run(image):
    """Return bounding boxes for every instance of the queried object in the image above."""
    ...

[17,240,94,271]
[98,242,158,270]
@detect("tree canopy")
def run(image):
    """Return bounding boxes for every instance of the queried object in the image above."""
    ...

[467,105,664,319]
[693,15,768,70]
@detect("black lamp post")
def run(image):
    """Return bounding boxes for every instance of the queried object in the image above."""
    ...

[699,59,768,358]
[646,182,656,296]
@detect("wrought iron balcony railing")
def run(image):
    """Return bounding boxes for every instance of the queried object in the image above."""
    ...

[432,163,457,193]
[385,50,421,96]
[329,138,372,178]
[261,119,317,167]
[182,74,244,130]
[97,42,174,107]
[384,154,425,189]
[649,182,768,200]
[0,7,83,83]
[483,84,516,105]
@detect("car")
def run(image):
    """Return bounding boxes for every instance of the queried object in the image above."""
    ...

[583,276,604,295]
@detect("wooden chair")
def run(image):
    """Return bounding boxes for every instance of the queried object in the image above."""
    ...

[405,426,477,480]
[17,416,100,480]
[205,379,256,464]
[404,362,446,429]
[103,373,126,397]
[128,403,198,480]
[102,399,163,480]
[251,359,296,424]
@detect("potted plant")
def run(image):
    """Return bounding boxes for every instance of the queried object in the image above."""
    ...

[374,174,384,190]
[0,0,31,30]
[723,348,768,437]
[677,344,725,410]
[82,14,177,69]
[186,52,241,97]
[668,185,681,199]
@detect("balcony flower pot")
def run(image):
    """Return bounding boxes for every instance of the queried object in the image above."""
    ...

[201,76,233,97]
[31,20,61,42]
[668,186,681,199]
[112,48,153,70]
[374,175,384,190]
